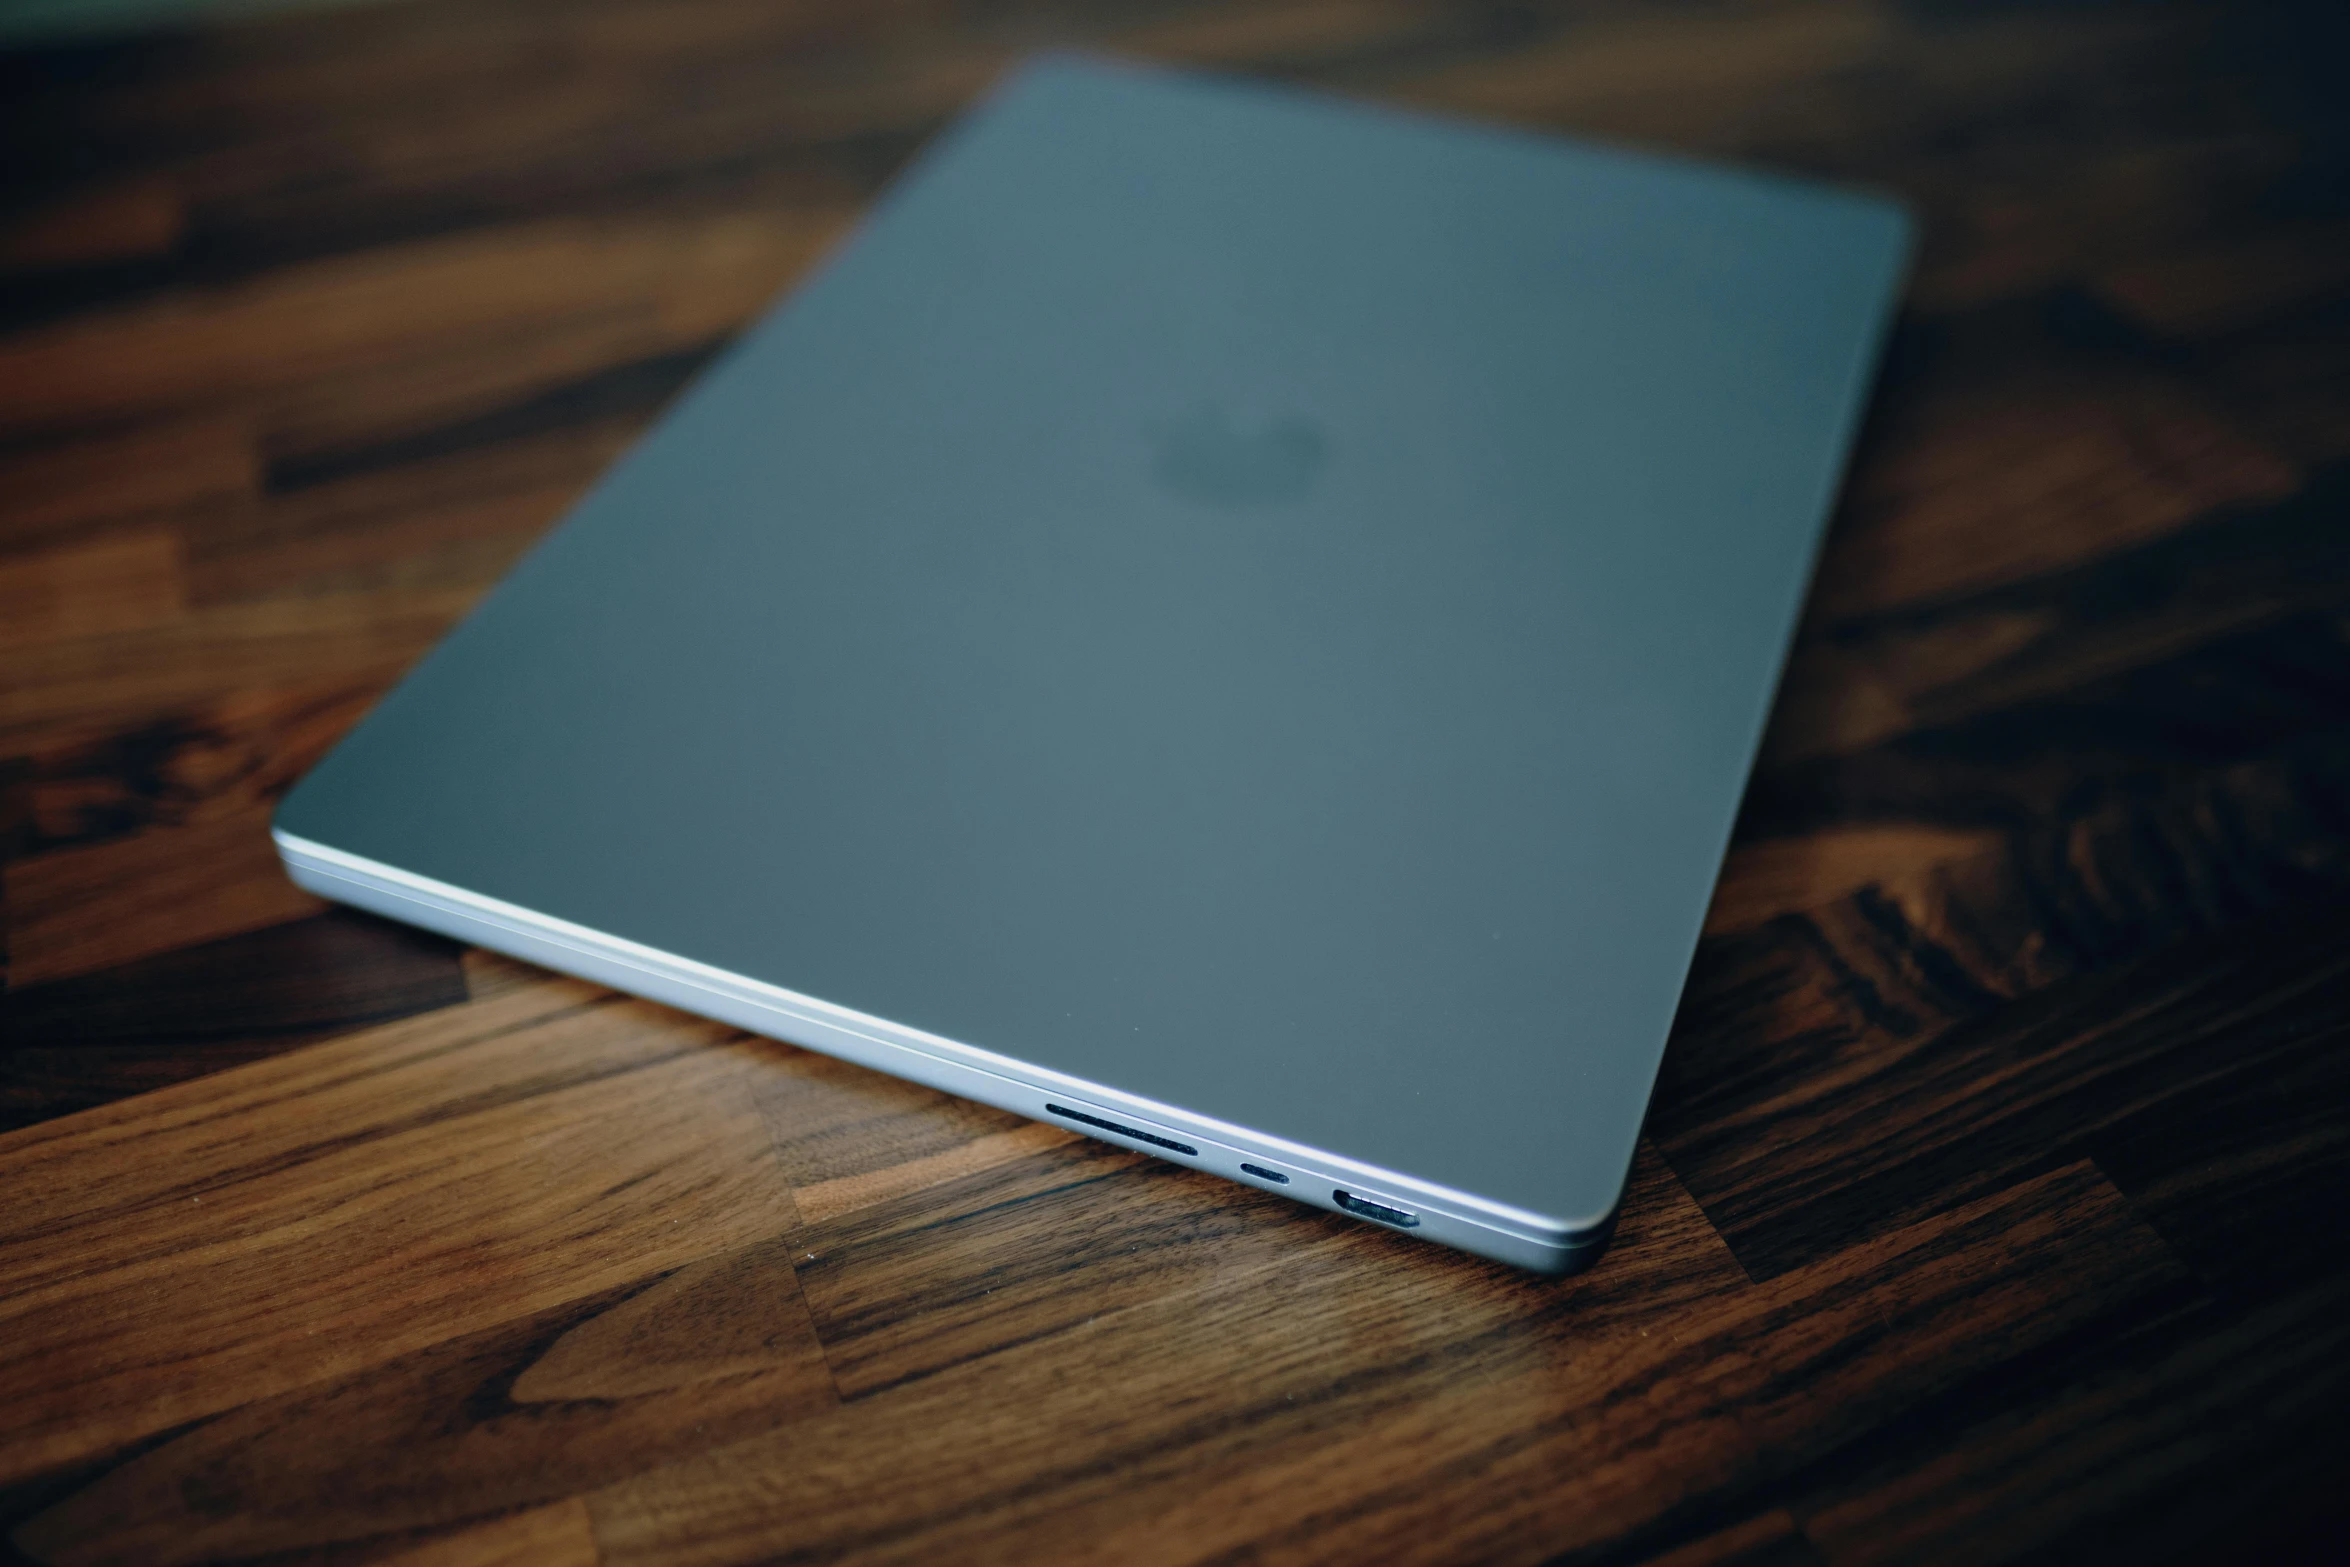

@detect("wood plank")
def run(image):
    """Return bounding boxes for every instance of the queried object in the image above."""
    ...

[0,966,606,1241]
[790,1119,1078,1224]
[2,804,323,986]
[189,474,568,613]
[1659,877,2350,1281]
[159,72,918,283]
[751,1043,1040,1196]
[188,420,639,609]
[0,207,846,440]
[1807,296,2298,620]
[795,1140,1311,1399]
[0,179,184,273]
[1734,608,2350,845]
[1392,0,2262,336]
[260,340,704,492]
[583,1162,2183,1567]
[2096,219,2350,339]
[1763,462,2350,764]
[1,680,379,860]
[375,1500,603,1567]
[1704,823,1999,937]
[584,1144,1746,1567]
[0,908,466,1133]
[0,529,186,653]
[1790,1272,2350,1567]
[110,0,983,201]
[0,415,256,556]
[0,981,792,1486]
[1114,0,1453,75]
[1398,1,1900,147]
[2086,962,2350,1293]
[13,1240,834,1567]
[1115,1169,2181,1567]
[1646,1512,1827,1567]
[246,314,728,478]
[0,583,451,747]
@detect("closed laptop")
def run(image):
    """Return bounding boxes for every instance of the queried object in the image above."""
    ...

[276,56,1911,1273]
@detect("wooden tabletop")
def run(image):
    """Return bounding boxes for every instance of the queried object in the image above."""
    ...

[5,2,2349,1563]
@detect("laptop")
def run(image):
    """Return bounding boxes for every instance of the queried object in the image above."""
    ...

[274,55,1910,1275]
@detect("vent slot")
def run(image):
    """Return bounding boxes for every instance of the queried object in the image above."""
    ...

[1047,1104,1197,1156]
[1333,1190,1419,1228]
[1239,1163,1290,1184]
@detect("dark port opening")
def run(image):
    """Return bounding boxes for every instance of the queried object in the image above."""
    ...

[1046,1103,1197,1156]
[1333,1190,1420,1228]
[1240,1163,1290,1184]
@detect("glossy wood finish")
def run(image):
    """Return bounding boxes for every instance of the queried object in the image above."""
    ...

[5,2,2349,1562]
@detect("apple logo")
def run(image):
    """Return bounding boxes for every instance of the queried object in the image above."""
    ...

[1152,408,1330,507]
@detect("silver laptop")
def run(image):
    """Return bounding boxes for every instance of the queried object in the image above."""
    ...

[274,56,1909,1275]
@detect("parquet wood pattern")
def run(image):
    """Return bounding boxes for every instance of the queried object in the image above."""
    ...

[4,2,2348,1563]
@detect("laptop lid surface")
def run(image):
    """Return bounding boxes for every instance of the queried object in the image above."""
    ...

[276,56,1910,1267]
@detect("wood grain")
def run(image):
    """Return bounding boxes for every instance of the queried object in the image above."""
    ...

[5,0,2350,1563]
[0,910,465,1132]
[583,1162,2183,1567]
[0,531,187,654]
[374,1501,603,1567]
[2,806,326,985]
[0,983,793,1486]
[0,416,255,560]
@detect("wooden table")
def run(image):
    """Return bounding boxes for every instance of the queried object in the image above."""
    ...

[5,2,2348,1563]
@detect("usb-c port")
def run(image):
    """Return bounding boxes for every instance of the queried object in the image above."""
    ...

[1240,1163,1290,1184]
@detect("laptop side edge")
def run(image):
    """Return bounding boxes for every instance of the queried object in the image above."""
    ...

[274,827,1613,1275]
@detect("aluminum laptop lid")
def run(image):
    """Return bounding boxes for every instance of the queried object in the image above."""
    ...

[275,55,1911,1272]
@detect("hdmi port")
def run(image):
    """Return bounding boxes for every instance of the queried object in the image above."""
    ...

[1333,1190,1419,1228]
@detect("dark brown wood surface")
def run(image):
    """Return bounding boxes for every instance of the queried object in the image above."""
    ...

[5,2,2349,1563]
